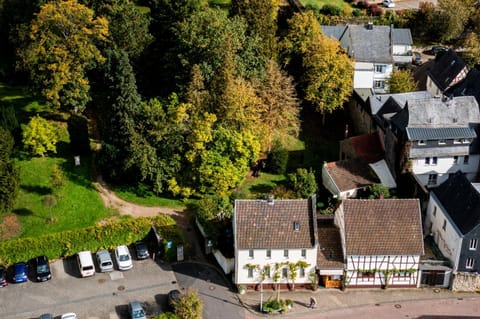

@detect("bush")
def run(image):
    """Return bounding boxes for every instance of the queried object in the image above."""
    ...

[368,4,383,16]
[265,142,288,175]
[320,4,342,16]
[0,215,183,265]
[287,168,317,198]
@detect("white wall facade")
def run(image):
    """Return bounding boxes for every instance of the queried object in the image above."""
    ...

[345,255,421,287]
[424,195,462,271]
[411,154,480,187]
[392,44,412,55]
[353,62,374,89]
[235,247,317,286]
[426,76,442,97]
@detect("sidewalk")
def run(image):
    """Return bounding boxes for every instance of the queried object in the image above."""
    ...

[238,287,480,318]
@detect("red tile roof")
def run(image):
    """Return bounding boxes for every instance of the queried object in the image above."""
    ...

[325,159,379,192]
[317,225,344,269]
[342,199,424,256]
[344,132,384,163]
[235,198,317,249]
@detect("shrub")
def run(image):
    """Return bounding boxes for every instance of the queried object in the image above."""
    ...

[0,215,183,265]
[287,168,317,198]
[320,4,342,16]
[368,4,383,16]
[265,142,288,175]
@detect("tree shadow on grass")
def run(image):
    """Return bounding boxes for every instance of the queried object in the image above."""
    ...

[12,208,34,216]
[20,184,52,196]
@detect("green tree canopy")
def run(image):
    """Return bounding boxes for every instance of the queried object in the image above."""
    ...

[22,115,58,157]
[19,0,108,112]
[287,168,317,198]
[388,69,418,93]
[173,289,203,319]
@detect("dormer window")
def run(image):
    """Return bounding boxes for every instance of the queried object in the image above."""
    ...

[438,139,446,145]
[418,140,426,146]
[463,139,470,144]
[294,221,300,231]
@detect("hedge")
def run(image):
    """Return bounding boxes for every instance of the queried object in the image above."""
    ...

[0,214,184,265]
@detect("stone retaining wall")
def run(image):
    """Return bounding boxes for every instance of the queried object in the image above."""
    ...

[451,272,480,292]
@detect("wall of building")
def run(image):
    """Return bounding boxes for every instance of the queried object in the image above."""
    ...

[322,165,340,198]
[353,62,374,89]
[235,248,317,288]
[451,272,480,292]
[345,255,420,288]
[424,196,462,271]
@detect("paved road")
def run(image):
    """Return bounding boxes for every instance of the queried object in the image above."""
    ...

[172,262,244,319]
[0,257,178,319]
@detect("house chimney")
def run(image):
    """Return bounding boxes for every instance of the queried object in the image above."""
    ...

[267,195,274,205]
[379,193,384,199]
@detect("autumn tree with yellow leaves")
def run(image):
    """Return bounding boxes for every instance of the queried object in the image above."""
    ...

[19,0,109,113]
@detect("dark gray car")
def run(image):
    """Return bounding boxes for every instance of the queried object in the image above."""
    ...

[128,301,147,319]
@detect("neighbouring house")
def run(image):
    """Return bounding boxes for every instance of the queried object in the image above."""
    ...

[389,95,480,188]
[322,132,396,199]
[322,23,412,93]
[334,199,424,288]
[424,171,480,291]
[233,196,318,291]
[426,49,468,97]
[316,218,344,288]
[445,68,480,106]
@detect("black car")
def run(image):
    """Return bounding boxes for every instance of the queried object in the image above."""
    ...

[35,255,52,282]
[412,51,422,65]
[133,241,150,260]
[0,265,7,287]
[167,289,181,309]
[431,45,448,56]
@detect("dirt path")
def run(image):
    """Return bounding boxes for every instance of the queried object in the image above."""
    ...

[93,175,185,219]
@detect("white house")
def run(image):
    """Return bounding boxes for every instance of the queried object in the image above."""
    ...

[233,197,318,291]
[424,172,480,290]
[322,23,412,93]
[389,96,480,187]
[335,199,424,288]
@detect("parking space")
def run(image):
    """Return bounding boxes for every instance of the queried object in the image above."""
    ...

[0,257,179,319]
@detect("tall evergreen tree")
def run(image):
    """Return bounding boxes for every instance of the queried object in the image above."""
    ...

[0,127,20,214]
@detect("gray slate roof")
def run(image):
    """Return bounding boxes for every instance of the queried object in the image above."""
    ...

[341,199,424,256]
[369,91,432,115]
[391,96,480,130]
[234,198,317,250]
[432,171,480,235]
[392,29,413,45]
[406,127,477,141]
[322,24,411,63]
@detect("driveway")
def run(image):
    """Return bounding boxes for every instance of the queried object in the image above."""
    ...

[0,257,179,319]
[382,0,437,10]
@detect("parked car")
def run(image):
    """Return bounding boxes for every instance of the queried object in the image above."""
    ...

[35,255,52,282]
[115,245,133,270]
[383,0,395,8]
[13,262,28,283]
[96,249,114,272]
[0,265,8,287]
[133,241,150,260]
[61,313,77,319]
[427,45,448,56]
[128,301,147,319]
[77,250,95,277]
[39,314,54,319]
[412,51,422,65]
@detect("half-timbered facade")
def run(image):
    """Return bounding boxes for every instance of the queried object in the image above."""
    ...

[335,199,424,288]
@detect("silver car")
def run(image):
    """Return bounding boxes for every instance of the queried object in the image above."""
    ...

[128,301,147,319]
[96,249,114,272]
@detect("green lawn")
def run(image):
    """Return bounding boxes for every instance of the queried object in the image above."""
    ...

[300,0,350,9]
[111,184,189,208]
[1,83,115,238]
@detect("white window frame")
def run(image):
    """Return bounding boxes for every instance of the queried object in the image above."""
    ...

[424,157,430,165]
[375,64,386,73]
[418,140,426,146]
[470,239,478,251]
[284,249,289,258]
[438,139,446,145]
[282,267,288,278]
[248,249,254,259]
[374,80,385,89]
[432,157,438,165]
[266,249,271,258]
[428,174,438,186]
[248,268,254,278]
[301,249,307,258]
[466,258,475,269]
[299,267,305,278]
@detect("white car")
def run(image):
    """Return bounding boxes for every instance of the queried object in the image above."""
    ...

[383,0,395,8]
[61,313,77,319]
[115,245,133,270]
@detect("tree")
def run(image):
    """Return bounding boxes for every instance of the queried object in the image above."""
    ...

[256,60,300,152]
[88,0,153,59]
[367,184,392,199]
[173,289,203,319]
[19,0,108,112]
[0,127,20,214]
[42,194,57,222]
[280,11,353,117]
[287,168,317,198]
[388,69,418,93]
[459,32,480,68]
[22,115,58,157]
[230,0,278,60]
[437,0,475,41]
[50,164,66,190]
